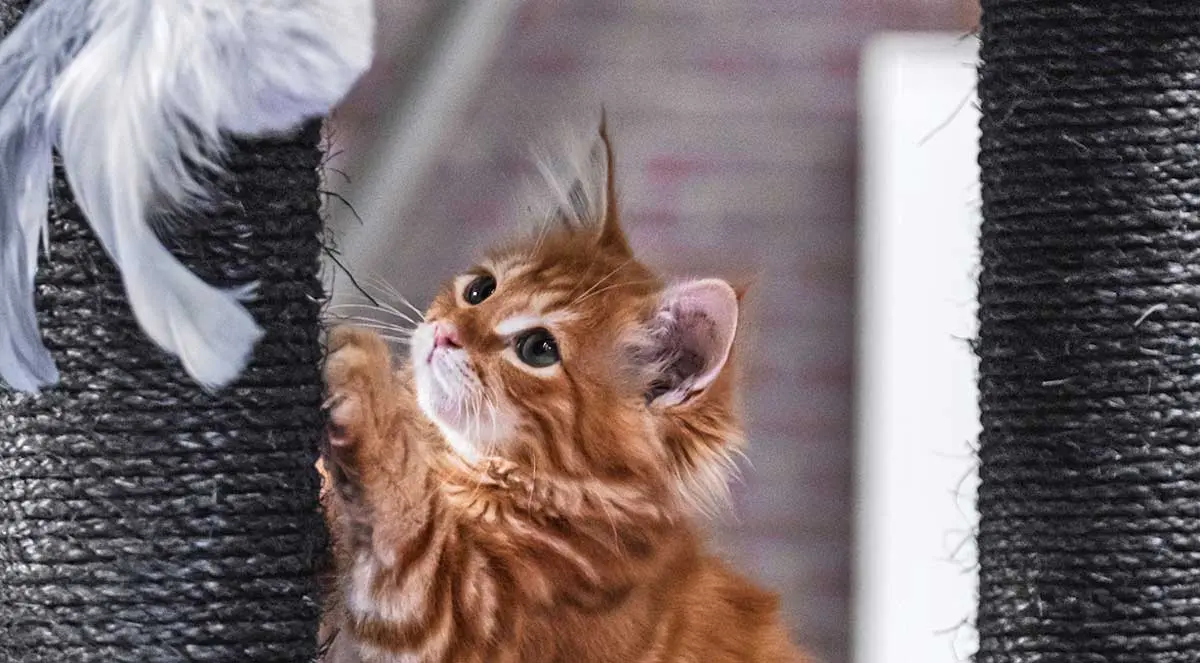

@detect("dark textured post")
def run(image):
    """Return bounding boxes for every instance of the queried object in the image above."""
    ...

[976,2,1200,662]
[0,4,327,662]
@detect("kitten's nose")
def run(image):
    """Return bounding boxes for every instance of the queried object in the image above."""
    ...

[432,322,461,349]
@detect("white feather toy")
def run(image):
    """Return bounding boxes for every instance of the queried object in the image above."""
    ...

[0,0,374,392]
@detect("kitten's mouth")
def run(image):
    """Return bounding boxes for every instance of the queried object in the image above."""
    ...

[425,344,467,370]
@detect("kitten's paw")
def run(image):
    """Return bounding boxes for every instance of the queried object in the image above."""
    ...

[324,326,393,448]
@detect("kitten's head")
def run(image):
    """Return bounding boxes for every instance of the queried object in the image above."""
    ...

[411,122,741,510]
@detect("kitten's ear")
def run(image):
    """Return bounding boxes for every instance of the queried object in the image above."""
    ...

[552,111,631,256]
[645,279,739,408]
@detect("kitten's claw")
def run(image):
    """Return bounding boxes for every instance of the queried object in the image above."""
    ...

[326,394,358,448]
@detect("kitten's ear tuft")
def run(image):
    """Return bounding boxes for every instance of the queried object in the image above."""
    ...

[548,112,631,257]
[594,111,631,257]
[645,279,739,407]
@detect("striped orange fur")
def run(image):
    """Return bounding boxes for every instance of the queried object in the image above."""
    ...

[319,123,806,663]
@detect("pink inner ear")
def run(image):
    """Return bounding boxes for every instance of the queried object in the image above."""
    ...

[660,278,739,397]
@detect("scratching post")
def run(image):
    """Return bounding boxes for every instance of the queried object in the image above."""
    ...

[0,6,327,662]
[976,2,1200,661]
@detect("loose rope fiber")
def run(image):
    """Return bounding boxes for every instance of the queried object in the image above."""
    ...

[0,6,328,662]
[976,2,1200,662]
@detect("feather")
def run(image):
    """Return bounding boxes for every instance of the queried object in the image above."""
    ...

[531,123,610,232]
[0,0,374,392]
[0,0,90,391]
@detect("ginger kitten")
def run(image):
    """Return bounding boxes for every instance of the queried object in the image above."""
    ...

[319,122,806,663]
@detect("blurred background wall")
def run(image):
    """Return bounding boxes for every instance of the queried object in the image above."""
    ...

[325,3,980,662]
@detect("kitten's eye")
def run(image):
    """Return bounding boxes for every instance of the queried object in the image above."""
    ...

[515,328,560,368]
[463,274,496,305]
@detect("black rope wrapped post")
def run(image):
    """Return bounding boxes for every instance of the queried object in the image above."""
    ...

[0,6,328,662]
[976,3,1200,662]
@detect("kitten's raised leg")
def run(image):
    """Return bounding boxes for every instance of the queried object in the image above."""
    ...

[320,327,444,662]
[322,325,434,556]
[322,325,424,551]
[321,326,399,663]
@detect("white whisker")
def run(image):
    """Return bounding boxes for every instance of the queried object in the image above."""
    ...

[573,278,658,308]
[482,393,499,459]
[363,276,427,322]
[333,301,412,319]
[391,292,427,322]
[326,317,415,336]
[357,300,420,327]
[487,397,499,442]
[595,492,624,555]
[570,259,633,307]
[470,392,483,446]
[527,437,539,509]
[326,311,415,328]
[377,302,420,326]
[327,302,418,325]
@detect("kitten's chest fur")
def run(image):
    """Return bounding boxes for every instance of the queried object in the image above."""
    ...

[330,466,801,663]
